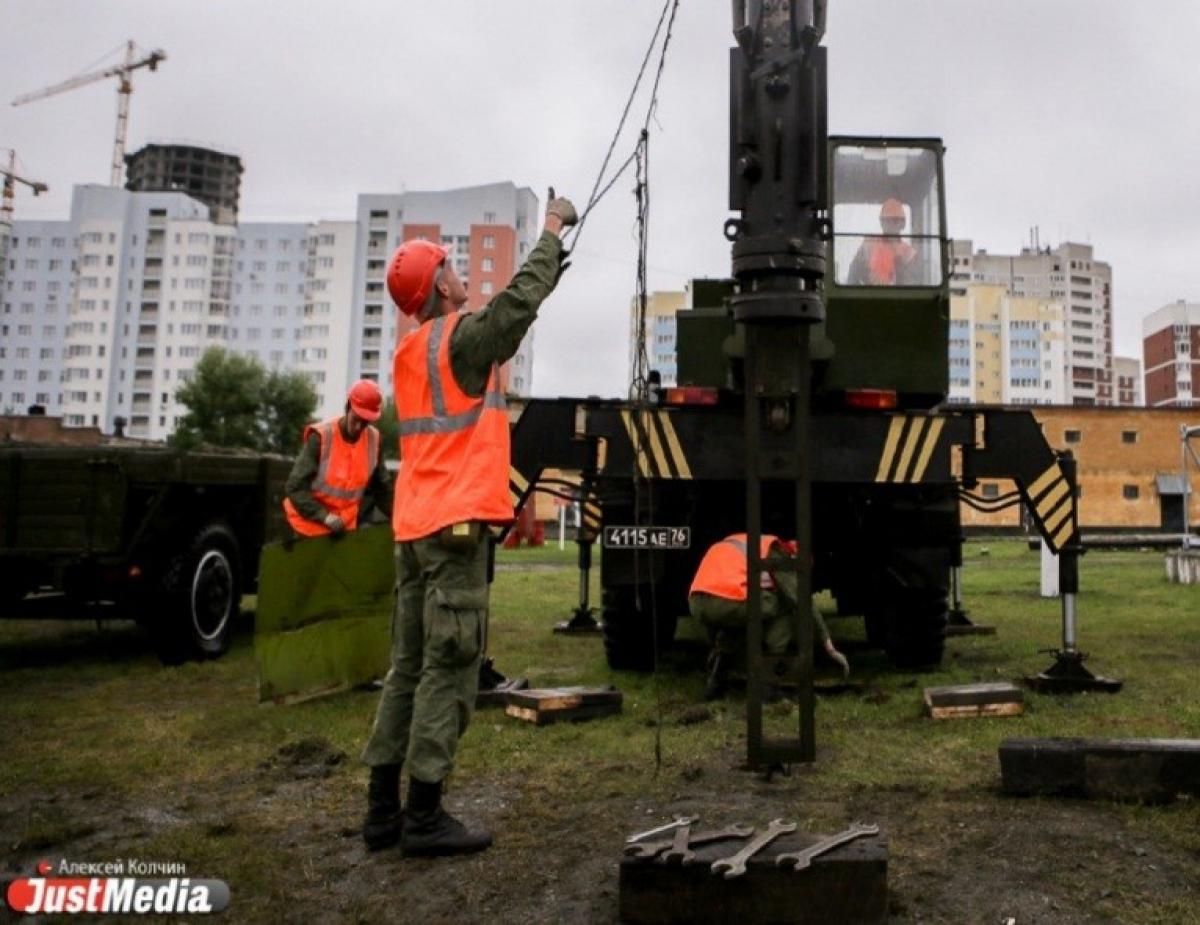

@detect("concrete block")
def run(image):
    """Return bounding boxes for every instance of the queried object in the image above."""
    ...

[619,829,887,924]
[1000,738,1200,803]
[1165,550,1200,584]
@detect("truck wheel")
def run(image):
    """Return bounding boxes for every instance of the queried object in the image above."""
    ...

[602,585,679,672]
[153,523,241,664]
[864,587,947,671]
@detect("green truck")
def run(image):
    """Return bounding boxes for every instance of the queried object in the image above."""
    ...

[0,442,291,662]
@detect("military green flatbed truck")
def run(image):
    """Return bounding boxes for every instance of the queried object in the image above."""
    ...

[0,443,291,662]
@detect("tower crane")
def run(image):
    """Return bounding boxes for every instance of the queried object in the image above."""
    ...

[12,40,166,186]
[0,149,49,294]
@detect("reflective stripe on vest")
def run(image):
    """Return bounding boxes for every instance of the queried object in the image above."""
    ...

[392,311,513,541]
[283,419,378,536]
[312,423,379,500]
[688,533,783,601]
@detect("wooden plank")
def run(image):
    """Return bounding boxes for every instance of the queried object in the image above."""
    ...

[929,702,1025,720]
[1000,738,1200,803]
[505,687,622,726]
[619,828,887,924]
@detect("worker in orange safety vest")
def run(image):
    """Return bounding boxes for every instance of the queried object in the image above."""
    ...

[282,379,393,537]
[847,197,921,286]
[360,190,577,858]
[689,533,850,700]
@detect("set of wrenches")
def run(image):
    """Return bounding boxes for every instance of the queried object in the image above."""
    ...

[624,816,879,879]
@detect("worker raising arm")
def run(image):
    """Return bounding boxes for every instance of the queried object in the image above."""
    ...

[360,191,577,857]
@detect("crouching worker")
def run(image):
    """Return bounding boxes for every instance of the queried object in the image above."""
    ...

[689,533,850,700]
[282,379,393,537]
[360,190,577,856]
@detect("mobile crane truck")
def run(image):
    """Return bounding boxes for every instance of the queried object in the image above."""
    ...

[507,0,1100,762]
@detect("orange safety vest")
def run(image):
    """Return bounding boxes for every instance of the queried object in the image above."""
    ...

[283,419,380,537]
[689,533,796,601]
[866,238,916,285]
[391,311,512,541]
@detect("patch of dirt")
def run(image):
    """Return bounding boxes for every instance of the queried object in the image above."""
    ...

[258,736,347,781]
[4,750,1199,923]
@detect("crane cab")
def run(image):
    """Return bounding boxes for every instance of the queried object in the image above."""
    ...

[821,136,950,409]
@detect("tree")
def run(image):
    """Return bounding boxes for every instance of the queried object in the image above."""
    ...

[261,368,319,456]
[377,397,400,460]
[172,348,317,454]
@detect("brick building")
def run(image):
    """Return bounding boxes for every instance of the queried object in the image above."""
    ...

[1142,299,1199,408]
[961,406,1200,532]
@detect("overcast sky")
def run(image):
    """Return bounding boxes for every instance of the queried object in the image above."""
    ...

[3,1,1198,397]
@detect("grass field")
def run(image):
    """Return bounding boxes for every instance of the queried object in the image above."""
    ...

[2,539,1199,923]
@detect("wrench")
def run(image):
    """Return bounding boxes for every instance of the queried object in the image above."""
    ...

[625,815,699,845]
[661,823,755,865]
[624,824,755,860]
[775,823,880,871]
[710,818,797,878]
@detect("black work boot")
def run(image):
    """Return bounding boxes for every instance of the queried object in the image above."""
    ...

[362,764,403,851]
[400,777,492,858]
[703,650,728,701]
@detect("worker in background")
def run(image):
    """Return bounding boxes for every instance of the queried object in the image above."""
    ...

[689,533,850,701]
[361,190,577,857]
[847,197,920,286]
[283,379,393,537]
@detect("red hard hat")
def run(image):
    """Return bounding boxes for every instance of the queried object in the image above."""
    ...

[880,198,906,221]
[348,378,383,422]
[386,239,448,316]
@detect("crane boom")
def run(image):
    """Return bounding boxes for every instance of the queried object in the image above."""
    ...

[1,150,49,302]
[11,41,166,186]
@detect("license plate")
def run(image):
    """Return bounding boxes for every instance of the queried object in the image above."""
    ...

[602,526,691,550]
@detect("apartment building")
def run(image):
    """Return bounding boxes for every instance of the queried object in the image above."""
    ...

[947,283,1067,405]
[1,219,73,415]
[297,222,358,419]
[2,180,541,438]
[952,240,1113,405]
[1113,356,1142,407]
[229,223,308,372]
[352,183,540,400]
[125,144,244,225]
[1142,299,1199,408]
[630,290,687,387]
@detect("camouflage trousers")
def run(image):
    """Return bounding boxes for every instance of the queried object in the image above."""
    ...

[688,590,793,669]
[362,536,489,784]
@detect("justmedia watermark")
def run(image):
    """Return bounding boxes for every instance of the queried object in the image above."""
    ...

[5,857,230,915]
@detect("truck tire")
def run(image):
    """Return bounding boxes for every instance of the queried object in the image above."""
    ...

[152,523,241,664]
[864,586,947,671]
[602,584,679,672]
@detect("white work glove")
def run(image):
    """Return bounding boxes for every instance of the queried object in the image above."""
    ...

[545,187,578,227]
[323,513,346,535]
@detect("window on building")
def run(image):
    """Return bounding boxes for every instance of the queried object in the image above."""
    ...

[1064,429,1081,444]
[1122,485,1139,501]
[482,235,495,249]
[1121,430,1137,444]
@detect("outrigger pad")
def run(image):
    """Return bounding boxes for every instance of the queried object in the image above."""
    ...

[619,827,887,924]
[1000,738,1200,803]
[1024,650,1121,694]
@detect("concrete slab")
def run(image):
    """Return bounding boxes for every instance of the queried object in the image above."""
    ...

[619,828,887,924]
[1000,738,1200,803]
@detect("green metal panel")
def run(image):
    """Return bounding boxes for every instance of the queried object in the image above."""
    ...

[254,524,395,704]
[819,290,948,400]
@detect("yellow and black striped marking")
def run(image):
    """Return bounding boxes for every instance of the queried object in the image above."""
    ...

[1024,461,1076,551]
[874,415,946,483]
[619,409,693,480]
[509,465,529,507]
[579,495,603,541]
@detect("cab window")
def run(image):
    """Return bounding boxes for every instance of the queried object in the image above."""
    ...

[831,144,944,288]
